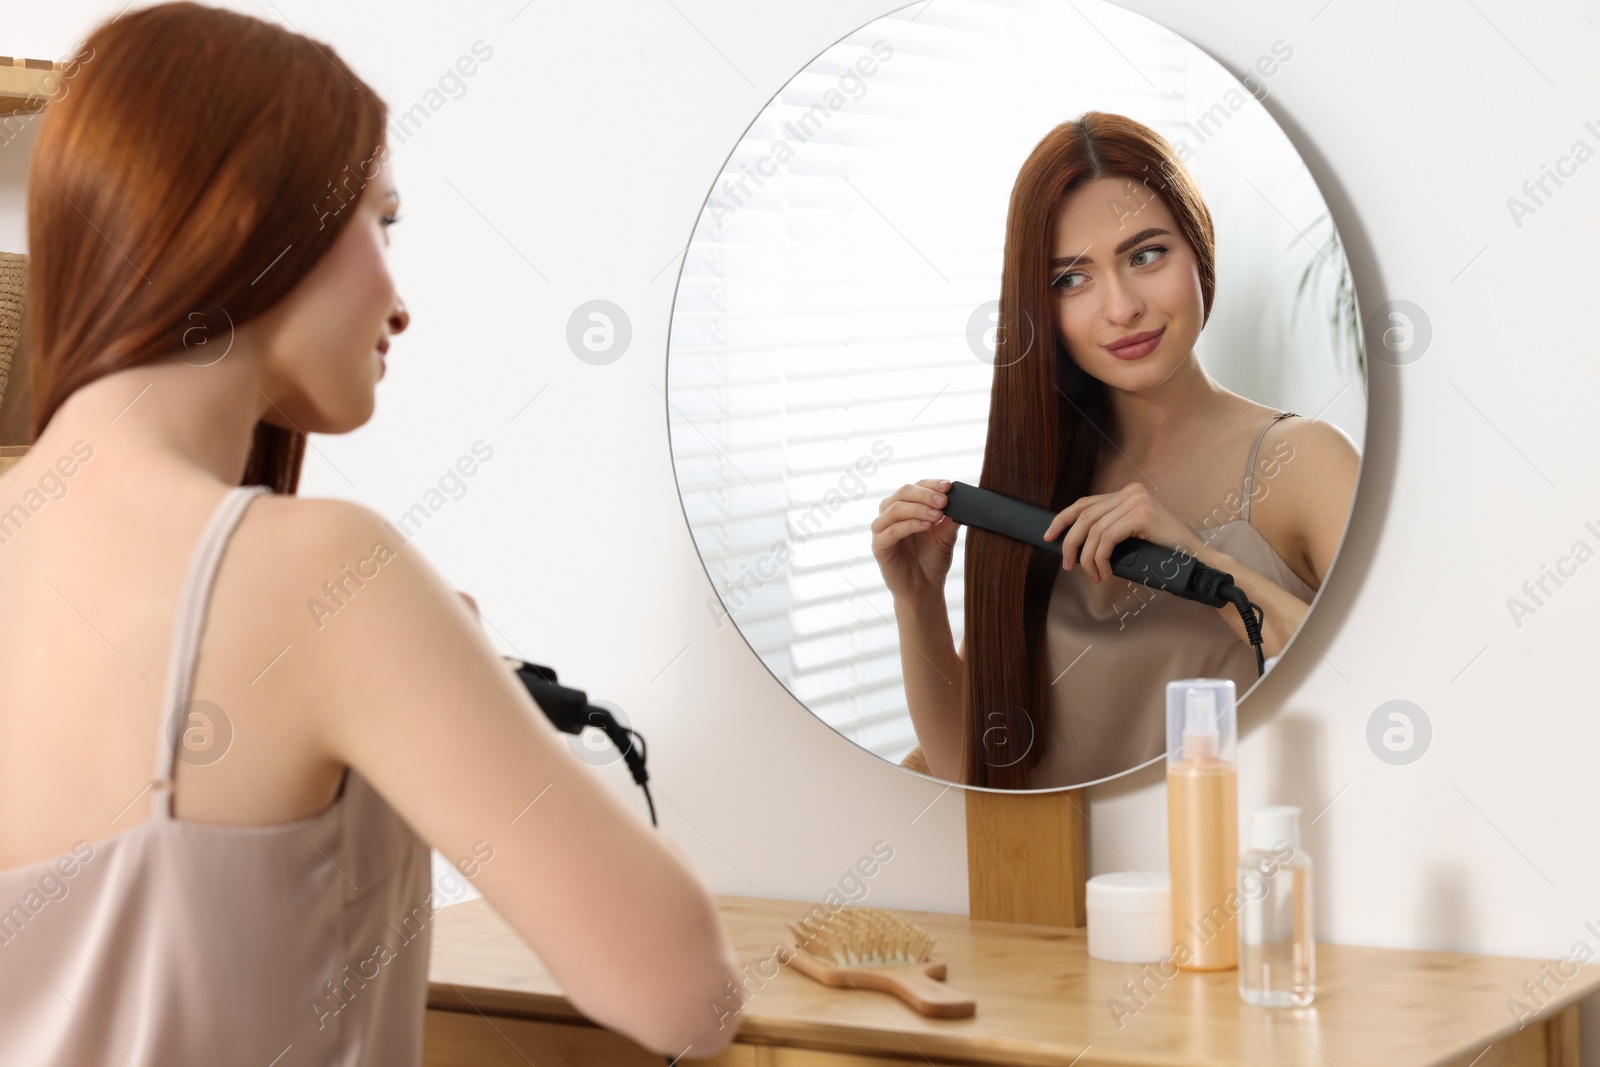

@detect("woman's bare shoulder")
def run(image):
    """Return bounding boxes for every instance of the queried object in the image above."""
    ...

[235,493,424,595]
[1272,413,1361,467]
[239,492,392,554]
[1215,393,1295,445]
[222,492,417,669]
[1253,414,1361,584]
[1219,390,1360,468]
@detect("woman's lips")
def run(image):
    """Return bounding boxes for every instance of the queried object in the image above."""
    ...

[1106,327,1164,361]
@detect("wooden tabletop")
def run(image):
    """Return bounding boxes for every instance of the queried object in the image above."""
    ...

[427,894,1600,1067]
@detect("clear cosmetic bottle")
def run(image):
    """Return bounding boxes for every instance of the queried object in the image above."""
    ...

[1237,805,1315,1007]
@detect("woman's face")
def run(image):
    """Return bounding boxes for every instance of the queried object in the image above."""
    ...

[1047,175,1204,393]
[257,150,408,434]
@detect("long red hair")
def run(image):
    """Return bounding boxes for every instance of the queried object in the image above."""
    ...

[23,1,388,492]
[962,112,1217,788]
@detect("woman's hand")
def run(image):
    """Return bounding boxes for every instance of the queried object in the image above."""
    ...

[872,478,960,607]
[1042,481,1201,582]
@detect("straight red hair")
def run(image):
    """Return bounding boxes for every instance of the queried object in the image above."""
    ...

[962,112,1217,789]
[24,1,388,492]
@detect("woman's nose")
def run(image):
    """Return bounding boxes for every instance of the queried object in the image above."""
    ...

[1101,275,1143,324]
[388,298,410,336]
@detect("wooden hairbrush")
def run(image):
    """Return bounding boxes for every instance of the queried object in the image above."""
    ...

[783,905,976,1018]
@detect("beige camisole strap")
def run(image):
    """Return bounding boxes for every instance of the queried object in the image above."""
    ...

[149,483,270,815]
[1240,411,1298,524]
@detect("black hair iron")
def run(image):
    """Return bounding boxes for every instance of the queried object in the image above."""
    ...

[503,658,658,826]
[503,660,685,1065]
[940,481,1266,676]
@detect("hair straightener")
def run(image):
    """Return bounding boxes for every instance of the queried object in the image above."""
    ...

[502,660,685,1066]
[941,481,1266,675]
[504,658,657,826]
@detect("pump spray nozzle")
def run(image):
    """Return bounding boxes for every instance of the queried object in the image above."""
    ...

[1181,686,1221,761]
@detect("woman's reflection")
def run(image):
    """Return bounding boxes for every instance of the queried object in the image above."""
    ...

[872,112,1360,790]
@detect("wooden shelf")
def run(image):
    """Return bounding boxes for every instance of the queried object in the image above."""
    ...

[966,786,1087,927]
[0,57,64,118]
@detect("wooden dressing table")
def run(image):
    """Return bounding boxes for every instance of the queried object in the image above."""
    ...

[424,892,1593,1067]
[425,792,1591,1067]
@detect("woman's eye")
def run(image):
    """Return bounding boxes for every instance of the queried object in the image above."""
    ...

[381,213,403,228]
[1052,245,1166,290]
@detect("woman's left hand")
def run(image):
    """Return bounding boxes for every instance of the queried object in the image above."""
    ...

[1042,481,1201,582]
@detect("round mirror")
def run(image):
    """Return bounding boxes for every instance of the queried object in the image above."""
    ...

[667,0,1365,791]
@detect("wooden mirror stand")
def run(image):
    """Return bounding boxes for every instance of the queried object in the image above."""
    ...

[903,733,1091,927]
[965,786,1088,927]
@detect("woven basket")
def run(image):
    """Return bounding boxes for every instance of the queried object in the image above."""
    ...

[0,251,23,412]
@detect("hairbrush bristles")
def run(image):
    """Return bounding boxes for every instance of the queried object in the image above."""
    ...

[787,906,935,967]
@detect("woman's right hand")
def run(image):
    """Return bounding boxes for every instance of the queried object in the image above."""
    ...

[872,478,959,607]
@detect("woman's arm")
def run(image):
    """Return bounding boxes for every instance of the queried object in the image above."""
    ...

[1188,545,1310,659]
[1193,416,1361,658]
[288,501,743,1060]
[893,596,964,782]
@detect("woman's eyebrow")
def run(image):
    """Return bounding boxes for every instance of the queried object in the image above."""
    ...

[1049,226,1171,269]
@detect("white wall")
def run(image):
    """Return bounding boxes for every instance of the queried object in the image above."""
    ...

[5,0,1598,1057]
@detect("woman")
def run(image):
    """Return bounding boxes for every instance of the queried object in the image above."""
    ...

[875,112,1359,790]
[0,4,739,1063]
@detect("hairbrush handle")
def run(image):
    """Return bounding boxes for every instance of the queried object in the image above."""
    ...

[785,951,977,1018]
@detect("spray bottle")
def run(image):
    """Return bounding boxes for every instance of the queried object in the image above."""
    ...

[1166,678,1238,971]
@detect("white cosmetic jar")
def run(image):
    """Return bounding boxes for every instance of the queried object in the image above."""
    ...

[1086,871,1171,963]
